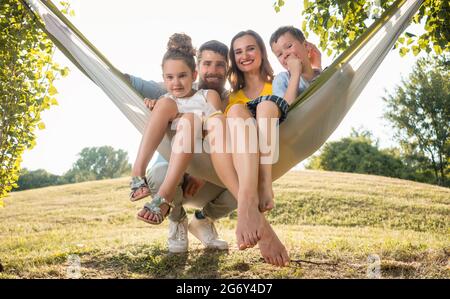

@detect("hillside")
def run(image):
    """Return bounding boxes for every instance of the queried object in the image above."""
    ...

[0,170,448,278]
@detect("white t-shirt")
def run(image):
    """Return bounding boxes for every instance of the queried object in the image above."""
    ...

[163,89,217,118]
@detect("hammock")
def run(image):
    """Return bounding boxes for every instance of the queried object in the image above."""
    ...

[23,0,424,187]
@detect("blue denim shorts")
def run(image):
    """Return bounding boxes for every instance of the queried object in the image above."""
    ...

[246,95,290,123]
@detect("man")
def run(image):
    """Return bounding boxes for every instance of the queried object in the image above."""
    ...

[125,40,235,254]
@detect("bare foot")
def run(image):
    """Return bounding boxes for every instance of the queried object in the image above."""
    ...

[258,217,290,267]
[235,192,263,250]
[258,183,274,212]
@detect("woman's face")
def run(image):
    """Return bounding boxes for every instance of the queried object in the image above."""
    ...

[232,34,262,74]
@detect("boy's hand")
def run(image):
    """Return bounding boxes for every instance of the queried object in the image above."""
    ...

[182,174,206,197]
[305,42,322,71]
[144,98,157,110]
[286,55,303,77]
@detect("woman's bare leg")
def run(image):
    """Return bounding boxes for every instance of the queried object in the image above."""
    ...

[205,114,239,198]
[256,101,280,212]
[226,104,263,250]
[206,112,289,266]
[258,216,290,267]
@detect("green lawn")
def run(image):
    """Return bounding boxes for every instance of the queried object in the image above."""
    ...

[1,170,449,278]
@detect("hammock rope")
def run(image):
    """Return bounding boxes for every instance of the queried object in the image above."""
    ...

[22,0,424,186]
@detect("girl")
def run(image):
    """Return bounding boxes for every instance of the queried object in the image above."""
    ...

[130,33,239,225]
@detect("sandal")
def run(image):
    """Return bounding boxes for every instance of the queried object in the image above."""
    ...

[129,176,151,202]
[137,194,175,225]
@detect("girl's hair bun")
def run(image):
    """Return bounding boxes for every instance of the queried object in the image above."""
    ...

[167,33,196,56]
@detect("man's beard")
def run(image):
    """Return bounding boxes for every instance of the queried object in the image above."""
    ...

[198,75,225,94]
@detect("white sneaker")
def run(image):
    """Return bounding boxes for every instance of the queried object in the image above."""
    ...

[168,217,188,253]
[188,215,228,250]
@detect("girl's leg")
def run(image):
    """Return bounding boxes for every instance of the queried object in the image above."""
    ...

[226,104,263,250]
[139,113,198,223]
[255,101,281,212]
[131,98,179,199]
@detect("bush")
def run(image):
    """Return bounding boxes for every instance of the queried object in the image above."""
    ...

[306,130,418,181]
[15,169,66,191]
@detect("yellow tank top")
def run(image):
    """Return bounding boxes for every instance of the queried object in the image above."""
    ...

[225,82,272,114]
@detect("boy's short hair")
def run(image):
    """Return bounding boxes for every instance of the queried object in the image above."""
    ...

[270,26,306,46]
[198,40,229,63]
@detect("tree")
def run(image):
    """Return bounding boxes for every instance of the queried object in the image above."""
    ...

[63,146,131,183]
[306,129,415,179]
[273,0,449,57]
[15,168,65,191]
[0,1,72,207]
[383,55,449,186]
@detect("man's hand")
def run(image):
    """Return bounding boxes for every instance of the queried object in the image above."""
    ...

[305,41,322,71]
[182,174,206,198]
[144,98,157,110]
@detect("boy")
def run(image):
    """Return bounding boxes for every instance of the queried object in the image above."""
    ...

[270,26,322,105]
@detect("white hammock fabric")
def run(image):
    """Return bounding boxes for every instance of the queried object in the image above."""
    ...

[24,0,423,186]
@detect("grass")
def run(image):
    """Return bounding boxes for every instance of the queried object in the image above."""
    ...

[0,170,449,278]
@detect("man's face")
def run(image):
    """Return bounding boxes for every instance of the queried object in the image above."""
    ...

[197,50,228,92]
[271,32,308,70]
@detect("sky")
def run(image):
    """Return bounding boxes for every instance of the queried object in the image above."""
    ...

[20,0,422,175]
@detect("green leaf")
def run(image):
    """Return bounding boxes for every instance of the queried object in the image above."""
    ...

[327,48,333,57]
[348,31,356,40]
[433,44,442,55]
[302,20,307,32]
[327,18,332,29]
[46,71,55,81]
[304,0,310,10]
[48,85,58,96]
[399,47,409,57]
[37,122,46,130]
[60,67,69,77]
[50,98,59,105]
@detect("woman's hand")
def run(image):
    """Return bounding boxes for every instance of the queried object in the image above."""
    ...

[144,98,157,110]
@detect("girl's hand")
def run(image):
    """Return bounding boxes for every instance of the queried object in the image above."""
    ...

[305,41,322,71]
[144,98,157,110]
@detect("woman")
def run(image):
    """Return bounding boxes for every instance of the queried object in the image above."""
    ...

[225,30,291,266]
